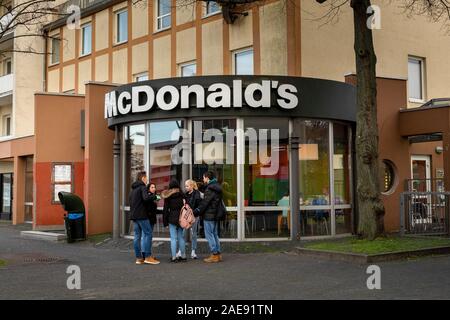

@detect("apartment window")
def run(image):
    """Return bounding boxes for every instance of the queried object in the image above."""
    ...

[3,115,11,136]
[3,58,11,75]
[156,0,171,30]
[51,37,60,64]
[206,1,220,16]
[180,62,196,77]
[234,48,253,75]
[408,57,425,102]
[81,23,92,56]
[116,9,128,44]
[135,73,149,82]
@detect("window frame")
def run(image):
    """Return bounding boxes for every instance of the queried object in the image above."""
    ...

[116,8,128,45]
[204,1,221,18]
[2,114,11,136]
[50,36,60,65]
[135,72,149,82]
[51,163,74,205]
[408,56,426,103]
[179,61,197,77]
[80,22,92,56]
[156,0,171,32]
[232,47,254,75]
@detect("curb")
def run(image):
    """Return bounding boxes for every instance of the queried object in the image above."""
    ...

[294,246,450,263]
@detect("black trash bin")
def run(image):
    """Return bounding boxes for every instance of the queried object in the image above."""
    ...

[58,191,86,243]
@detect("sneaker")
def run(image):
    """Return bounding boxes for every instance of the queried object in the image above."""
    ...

[144,256,160,265]
[135,258,145,265]
[170,257,178,263]
[203,254,220,263]
[176,250,181,258]
[177,256,187,262]
[191,250,198,259]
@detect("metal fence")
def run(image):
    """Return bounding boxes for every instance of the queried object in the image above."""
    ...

[400,192,450,236]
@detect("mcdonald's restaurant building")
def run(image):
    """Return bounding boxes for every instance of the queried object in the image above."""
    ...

[3,0,450,240]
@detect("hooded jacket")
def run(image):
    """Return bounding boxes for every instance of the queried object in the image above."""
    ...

[162,188,185,226]
[196,180,222,221]
[129,181,158,221]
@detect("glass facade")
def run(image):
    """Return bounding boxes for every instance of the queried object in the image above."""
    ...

[121,118,353,240]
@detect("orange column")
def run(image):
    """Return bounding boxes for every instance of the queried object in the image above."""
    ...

[12,156,26,225]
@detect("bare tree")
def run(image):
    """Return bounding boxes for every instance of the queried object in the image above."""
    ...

[315,0,450,239]
[0,0,63,55]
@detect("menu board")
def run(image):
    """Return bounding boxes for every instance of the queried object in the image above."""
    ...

[54,165,72,182]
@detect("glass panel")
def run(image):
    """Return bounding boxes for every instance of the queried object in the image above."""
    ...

[298,120,330,206]
[2,174,11,213]
[192,119,237,210]
[136,74,148,82]
[82,24,92,55]
[158,0,171,29]
[149,120,184,237]
[244,210,290,238]
[335,208,352,234]
[52,38,60,64]
[181,63,196,77]
[244,118,289,238]
[333,123,351,205]
[117,10,128,43]
[408,58,422,100]
[124,124,145,234]
[235,50,253,75]
[25,157,33,203]
[300,209,331,237]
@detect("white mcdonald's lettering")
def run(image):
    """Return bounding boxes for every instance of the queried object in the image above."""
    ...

[104,80,298,119]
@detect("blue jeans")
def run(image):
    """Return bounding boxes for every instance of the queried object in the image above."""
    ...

[133,219,153,258]
[204,220,221,254]
[169,224,186,258]
[183,218,200,251]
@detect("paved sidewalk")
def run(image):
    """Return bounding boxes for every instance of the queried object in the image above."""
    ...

[1,224,450,300]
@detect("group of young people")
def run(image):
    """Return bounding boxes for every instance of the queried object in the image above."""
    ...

[129,170,223,265]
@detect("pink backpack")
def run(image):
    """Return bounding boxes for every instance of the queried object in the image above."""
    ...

[179,200,195,229]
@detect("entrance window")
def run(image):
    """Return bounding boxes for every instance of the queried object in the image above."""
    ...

[1,173,12,220]
[25,156,33,222]
[298,120,331,236]
[192,119,237,238]
[123,124,145,234]
[149,120,184,237]
[244,118,290,238]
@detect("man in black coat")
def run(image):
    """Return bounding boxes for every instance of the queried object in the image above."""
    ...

[129,171,160,265]
[194,171,223,263]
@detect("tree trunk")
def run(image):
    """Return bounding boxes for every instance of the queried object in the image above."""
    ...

[351,0,385,240]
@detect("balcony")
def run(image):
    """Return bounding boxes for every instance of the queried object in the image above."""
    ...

[0,73,13,106]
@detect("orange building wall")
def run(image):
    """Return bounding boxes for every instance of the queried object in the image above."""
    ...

[34,93,85,229]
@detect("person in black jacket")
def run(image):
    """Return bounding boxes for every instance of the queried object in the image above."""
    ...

[194,171,223,263]
[144,182,161,226]
[183,179,203,259]
[129,171,160,265]
[162,179,187,262]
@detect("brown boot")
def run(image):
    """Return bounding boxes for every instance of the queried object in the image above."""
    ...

[203,254,220,263]
[144,256,161,265]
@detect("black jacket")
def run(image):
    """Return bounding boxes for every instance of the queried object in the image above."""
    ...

[185,189,202,217]
[129,181,157,221]
[196,181,222,221]
[144,192,159,225]
[162,188,185,227]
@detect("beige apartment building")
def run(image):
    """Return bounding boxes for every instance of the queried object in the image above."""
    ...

[1,0,449,239]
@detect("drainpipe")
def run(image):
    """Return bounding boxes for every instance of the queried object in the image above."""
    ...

[42,31,48,92]
[113,126,120,240]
